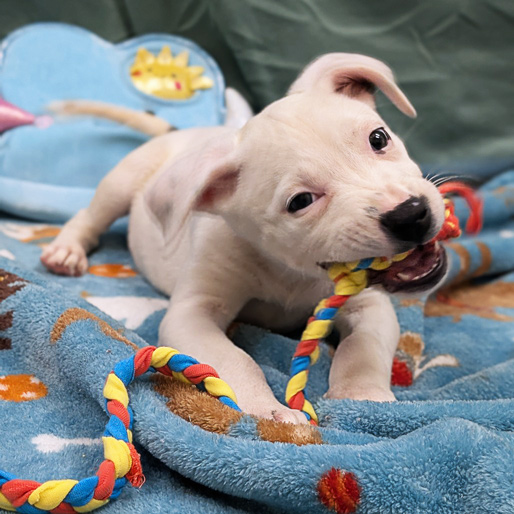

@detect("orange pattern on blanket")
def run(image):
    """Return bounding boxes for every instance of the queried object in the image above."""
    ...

[426,280,514,322]
[21,226,61,243]
[0,374,48,402]
[400,298,423,308]
[51,307,139,351]
[88,264,138,278]
[445,241,492,286]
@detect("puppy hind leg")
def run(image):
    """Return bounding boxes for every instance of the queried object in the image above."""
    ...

[41,137,170,276]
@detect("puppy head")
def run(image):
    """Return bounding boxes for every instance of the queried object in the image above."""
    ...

[148,53,447,294]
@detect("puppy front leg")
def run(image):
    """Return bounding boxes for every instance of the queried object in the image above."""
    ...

[41,135,170,276]
[160,294,308,425]
[326,289,399,402]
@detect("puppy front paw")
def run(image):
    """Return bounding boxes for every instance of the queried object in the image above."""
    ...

[243,403,309,425]
[271,407,310,425]
[325,384,396,402]
[41,243,88,277]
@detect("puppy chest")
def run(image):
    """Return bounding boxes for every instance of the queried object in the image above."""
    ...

[258,273,332,312]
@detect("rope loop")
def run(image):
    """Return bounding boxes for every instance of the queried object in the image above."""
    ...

[0,346,240,512]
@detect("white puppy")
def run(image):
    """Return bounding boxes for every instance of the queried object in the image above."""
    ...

[42,54,447,424]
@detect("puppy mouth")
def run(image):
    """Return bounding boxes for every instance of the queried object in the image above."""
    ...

[369,241,447,293]
[318,241,447,294]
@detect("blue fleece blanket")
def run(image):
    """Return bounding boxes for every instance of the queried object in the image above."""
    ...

[1,172,514,514]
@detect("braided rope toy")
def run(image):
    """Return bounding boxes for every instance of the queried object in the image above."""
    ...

[0,182,480,511]
[0,346,239,512]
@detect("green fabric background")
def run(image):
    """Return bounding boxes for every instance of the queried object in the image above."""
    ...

[2,0,513,176]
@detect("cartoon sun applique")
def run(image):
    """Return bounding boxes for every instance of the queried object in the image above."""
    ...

[130,46,214,100]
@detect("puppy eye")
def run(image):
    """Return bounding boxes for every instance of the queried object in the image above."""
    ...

[369,128,390,152]
[287,192,316,213]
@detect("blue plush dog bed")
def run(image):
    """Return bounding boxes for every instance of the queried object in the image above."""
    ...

[0,23,225,223]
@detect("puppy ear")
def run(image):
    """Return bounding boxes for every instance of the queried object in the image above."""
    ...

[288,53,416,118]
[145,131,239,241]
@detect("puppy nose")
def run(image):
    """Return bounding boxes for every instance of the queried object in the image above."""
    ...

[380,196,432,244]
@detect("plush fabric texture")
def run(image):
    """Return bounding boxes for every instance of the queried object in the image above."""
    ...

[1,173,514,513]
